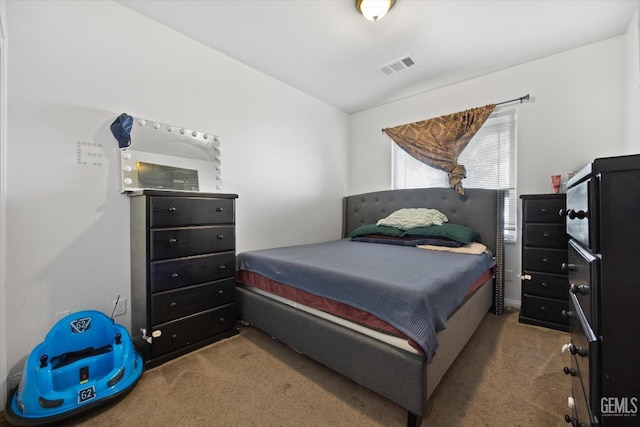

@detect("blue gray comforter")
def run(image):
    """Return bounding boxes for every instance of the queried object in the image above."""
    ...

[236,239,495,360]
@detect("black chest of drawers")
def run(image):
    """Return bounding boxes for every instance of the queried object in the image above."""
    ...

[129,190,239,368]
[519,194,569,332]
[563,154,640,427]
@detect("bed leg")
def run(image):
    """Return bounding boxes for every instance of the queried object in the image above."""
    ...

[407,411,422,427]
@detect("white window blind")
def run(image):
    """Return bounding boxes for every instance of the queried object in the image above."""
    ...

[392,108,517,241]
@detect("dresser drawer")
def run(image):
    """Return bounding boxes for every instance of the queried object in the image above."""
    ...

[566,178,598,252]
[520,295,569,325]
[150,304,236,358]
[150,196,234,227]
[522,272,568,300]
[565,352,595,427]
[151,251,235,293]
[523,247,568,275]
[568,294,599,420]
[523,198,565,223]
[569,374,596,427]
[567,240,599,331]
[523,223,567,249]
[151,225,235,260]
[151,278,236,325]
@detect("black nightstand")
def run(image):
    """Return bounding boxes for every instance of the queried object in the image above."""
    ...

[519,193,569,332]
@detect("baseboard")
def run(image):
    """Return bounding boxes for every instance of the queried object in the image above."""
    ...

[504,298,521,310]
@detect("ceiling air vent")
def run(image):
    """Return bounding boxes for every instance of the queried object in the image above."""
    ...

[379,55,416,76]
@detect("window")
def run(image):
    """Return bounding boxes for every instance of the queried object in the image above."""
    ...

[392,108,517,241]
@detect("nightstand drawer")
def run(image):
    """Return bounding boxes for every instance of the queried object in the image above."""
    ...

[151,278,236,325]
[151,304,236,358]
[151,251,235,293]
[523,224,567,249]
[520,295,569,325]
[151,225,235,260]
[150,196,234,227]
[523,198,565,223]
[522,272,568,300]
[523,247,568,275]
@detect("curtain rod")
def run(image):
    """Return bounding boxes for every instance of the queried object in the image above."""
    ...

[495,94,530,106]
[381,94,531,132]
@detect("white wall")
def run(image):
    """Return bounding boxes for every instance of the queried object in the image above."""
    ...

[0,0,7,409]
[3,0,348,387]
[624,8,640,152]
[349,36,627,307]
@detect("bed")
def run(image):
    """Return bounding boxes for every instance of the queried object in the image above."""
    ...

[235,187,505,427]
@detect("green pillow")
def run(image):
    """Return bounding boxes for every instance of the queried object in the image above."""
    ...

[349,224,404,238]
[402,223,479,244]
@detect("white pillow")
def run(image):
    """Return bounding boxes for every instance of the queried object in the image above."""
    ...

[376,208,448,230]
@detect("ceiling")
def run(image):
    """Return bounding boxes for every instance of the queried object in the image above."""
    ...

[117,0,638,114]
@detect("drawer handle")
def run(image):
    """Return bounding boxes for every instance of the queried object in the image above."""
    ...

[219,317,225,322]
[168,206,177,212]
[561,310,573,319]
[171,273,179,278]
[564,414,583,426]
[169,302,177,308]
[216,207,224,212]
[563,366,577,376]
[168,238,178,244]
[570,284,589,295]
[217,235,224,240]
[219,264,226,270]
[218,290,224,295]
[567,209,588,220]
[542,258,548,263]
[540,306,546,311]
[540,282,547,287]
[561,263,575,272]
[540,208,548,214]
[172,333,177,339]
[543,232,550,238]
[568,343,588,358]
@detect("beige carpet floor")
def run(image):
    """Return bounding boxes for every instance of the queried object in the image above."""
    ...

[2,309,571,426]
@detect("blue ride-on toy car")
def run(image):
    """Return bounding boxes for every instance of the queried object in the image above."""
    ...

[5,310,143,425]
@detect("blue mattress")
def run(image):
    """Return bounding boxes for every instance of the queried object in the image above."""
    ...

[236,239,494,360]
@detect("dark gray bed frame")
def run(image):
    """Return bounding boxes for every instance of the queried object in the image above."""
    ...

[237,188,505,427]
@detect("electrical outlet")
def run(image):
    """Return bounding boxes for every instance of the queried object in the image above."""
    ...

[113,298,126,317]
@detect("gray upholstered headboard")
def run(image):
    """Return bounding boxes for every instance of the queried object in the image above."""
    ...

[342,187,505,314]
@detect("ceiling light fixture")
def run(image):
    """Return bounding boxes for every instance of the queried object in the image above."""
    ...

[356,0,395,22]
